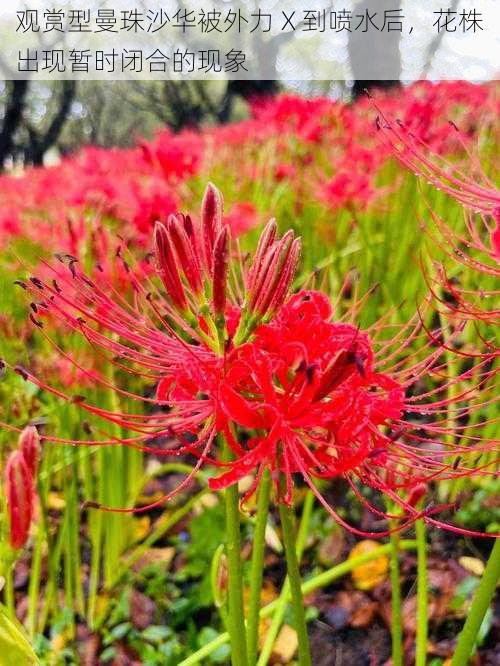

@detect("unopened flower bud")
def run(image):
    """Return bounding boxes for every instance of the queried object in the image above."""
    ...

[18,425,40,478]
[202,183,223,273]
[252,230,295,316]
[247,218,277,292]
[212,226,230,318]
[5,451,35,550]
[154,221,188,311]
[167,215,202,294]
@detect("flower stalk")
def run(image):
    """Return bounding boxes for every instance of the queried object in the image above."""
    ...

[389,526,403,666]
[179,540,418,666]
[451,538,500,666]
[415,517,428,666]
[223,439,248,666]
[278,495,312,666]
[258,491,314,666]
[247,467,272,665]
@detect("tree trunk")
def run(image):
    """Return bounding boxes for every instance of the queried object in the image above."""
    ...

[0,80,29,168]
[349,0,402,99]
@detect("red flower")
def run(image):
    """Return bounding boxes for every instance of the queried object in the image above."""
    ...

[9,185,300,512]
[209,290,498,537]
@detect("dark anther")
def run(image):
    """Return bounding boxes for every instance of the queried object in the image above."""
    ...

[30,302,38,312]
[14,280,28,290]
[30,277,44,289]
[72,395,86,404]
[29,314,43,328]
[52,279,62,293]
[14,365,29,380]
[82,500,101,510]
[452,456,462,470]
[473,454,483,467]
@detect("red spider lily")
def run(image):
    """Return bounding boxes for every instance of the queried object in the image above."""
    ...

[375,108,500,324]
[376,110,500,257]
[4,427,39,549]
[5,186,497,537]
[376,113,500,219]
[209,290,499,538]
[5,185,300,512]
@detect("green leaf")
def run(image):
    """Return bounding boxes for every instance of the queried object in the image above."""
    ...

[0,605,39,665]
[109,621,132,642]
[142,625,173,643]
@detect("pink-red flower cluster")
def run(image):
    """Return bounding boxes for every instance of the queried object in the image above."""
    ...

[7,185,497,538]
[0,82,496,253]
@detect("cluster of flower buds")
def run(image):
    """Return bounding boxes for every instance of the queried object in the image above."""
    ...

[153,183,300,351]
[234,219,301,344]
[4,426,40,550]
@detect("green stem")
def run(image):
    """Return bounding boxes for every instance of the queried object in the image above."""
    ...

[258,491,314,666]
[223,443,248,666]
[179,540,417,666]
[27,459,51,639]
[278,501,312,666]
[451,538,500,666]
[389,528,403,666]
[247,468,272,665]
[415,519,428,666]
[4,564,15,618]
[26,524,44,637]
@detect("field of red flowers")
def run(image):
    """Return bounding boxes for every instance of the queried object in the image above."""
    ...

[0,81,499,666]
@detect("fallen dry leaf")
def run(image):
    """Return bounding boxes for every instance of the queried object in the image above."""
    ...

[47,491,66,511]
[458,556,485,577]
[349,540,389,590]
[270,624,298,664]
[132,515,151,542]
[322,590,378,630]
[131,546,175,573]
[130,588,156,630]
